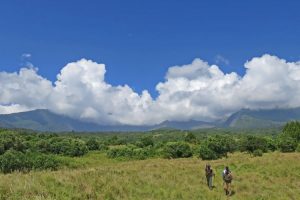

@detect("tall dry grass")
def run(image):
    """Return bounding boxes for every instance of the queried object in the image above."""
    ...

[0,152,299,200]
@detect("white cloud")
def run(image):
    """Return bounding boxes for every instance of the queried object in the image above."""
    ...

[1,54,300,125]
[0,104,31,114]
[215,54,229,65]
[0,68,53,108]
[21,53,31,59]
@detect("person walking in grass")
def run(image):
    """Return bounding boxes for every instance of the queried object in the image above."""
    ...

[205,164,215,190]
[222,166,233,196]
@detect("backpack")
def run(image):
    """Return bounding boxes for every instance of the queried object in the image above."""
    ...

[206,168,213,176]
[224,173,232,182]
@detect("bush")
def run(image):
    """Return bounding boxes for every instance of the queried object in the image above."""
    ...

[132,147,155,160]
[107,146,133,158]
[86,138,99,150]
[198,135,236,160]
[277,137,297,152]
[283,121,300,142]
[296,144,300,152]
[163,142,192,159]
[198,144,218,160]
[106,145,155,160]
[140,136,154,147]
[65,139,88,156]
[0,150,60,173]
[48,138,88,157]
[0,150,26,173]
[25,152,60,171]
[240,136,268,153]
[98,143,109,151]
[184,132,197,144]
[265,138,277,152]
[253,149,263,157]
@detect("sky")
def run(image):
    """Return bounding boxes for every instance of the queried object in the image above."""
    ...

[1,0,300,125]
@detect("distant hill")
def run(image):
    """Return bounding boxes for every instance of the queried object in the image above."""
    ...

[224,107,300,128]
[1,107,300,132]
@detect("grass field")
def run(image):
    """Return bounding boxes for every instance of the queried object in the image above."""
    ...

[0,152,299,200]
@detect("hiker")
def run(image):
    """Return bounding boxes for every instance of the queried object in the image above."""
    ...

[222,166,233,196]
[205,164,215,190]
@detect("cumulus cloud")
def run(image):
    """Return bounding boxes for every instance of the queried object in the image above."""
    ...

[0,54,300,125]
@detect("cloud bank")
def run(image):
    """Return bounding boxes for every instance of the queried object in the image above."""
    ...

[1,54,300,125]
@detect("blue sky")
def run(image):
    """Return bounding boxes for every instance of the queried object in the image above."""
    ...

[1,0,299,97]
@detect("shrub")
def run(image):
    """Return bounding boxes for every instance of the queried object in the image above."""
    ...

[65,139,88,156]
[35,139,50,153]
[25,152,60,171]
[208,135,236,156]
[184,132,197,144]
[198,135,237,160]
[163,142,192,159]
[86,138,99,150]
[0,150,26,173]
[48,138,88,157]
[107,146,133,158]
[198,144,218,160]
[98,143,109,151]
[283,121,300,142]
[265,138,277,152]
[240,136,268,153]
[0,150,60,173]
[296,143,300,152]
[106,145,155,160]
[107,136,124,145]
[140,136,154,147]
[253,149,263,157]
[277,137,297,152]
[132,147,154,160]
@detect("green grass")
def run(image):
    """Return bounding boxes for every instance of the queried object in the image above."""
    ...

[0,152,299,200]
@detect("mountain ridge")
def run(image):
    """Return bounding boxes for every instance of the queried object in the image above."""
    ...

[1,107,300,132]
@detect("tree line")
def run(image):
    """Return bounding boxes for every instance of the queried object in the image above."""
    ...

[0,121,299,173]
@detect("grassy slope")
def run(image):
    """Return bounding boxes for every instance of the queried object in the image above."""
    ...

[0,152,299,200]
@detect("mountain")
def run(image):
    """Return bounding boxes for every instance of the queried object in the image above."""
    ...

[1,107,300,132]
[0,109,103,132]
[224,107,300,128]
[0,109,216,132]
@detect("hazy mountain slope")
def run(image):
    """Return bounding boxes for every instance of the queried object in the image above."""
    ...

[0,109,103,132]
[155,120,215,130]
[224,107,300,128]
[1,107,300,131]
[0,110,216,131]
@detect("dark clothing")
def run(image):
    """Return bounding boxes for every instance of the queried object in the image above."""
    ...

[205,167,214,189]
[206,176,213,188]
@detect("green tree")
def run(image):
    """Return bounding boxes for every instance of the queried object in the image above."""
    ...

[140,136,154,147]
[184,132,197,144]
[240,136,268,153]
[198,144,218,160]
[86,138,99,150]
[277,136,297,152]
[282,121,300,142]
[163,142,192,159]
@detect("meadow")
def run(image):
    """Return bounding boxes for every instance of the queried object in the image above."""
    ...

[0,123,299,200]
[0,151,299,200]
